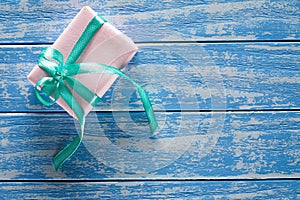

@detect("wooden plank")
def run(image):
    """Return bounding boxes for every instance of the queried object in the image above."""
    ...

[0,1,299,43]
[0,111,299,179]
[0,180,299,199]
[0,43,299,112]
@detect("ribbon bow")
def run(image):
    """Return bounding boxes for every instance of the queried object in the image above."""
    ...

[34,15,157,170]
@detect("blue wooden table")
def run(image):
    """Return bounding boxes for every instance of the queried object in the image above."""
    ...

[0,0,299,199]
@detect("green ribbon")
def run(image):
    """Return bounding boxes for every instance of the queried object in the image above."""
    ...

[34,15,158,170]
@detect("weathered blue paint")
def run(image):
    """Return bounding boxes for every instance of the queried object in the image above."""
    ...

[0,43,299,112]
[0,0,299,198]
[1,181,300,199]
[0,1,299,43]
[0,111,299,179]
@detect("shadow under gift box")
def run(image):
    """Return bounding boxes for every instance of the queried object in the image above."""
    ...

[27,6,138,118]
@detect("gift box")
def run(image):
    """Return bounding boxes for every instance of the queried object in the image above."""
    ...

[28,6,138,118]
[27,6,157,170]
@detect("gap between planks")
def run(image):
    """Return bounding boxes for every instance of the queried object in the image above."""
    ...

[0,110,299,117]
[0,40,300,47]
[1,177,300,183]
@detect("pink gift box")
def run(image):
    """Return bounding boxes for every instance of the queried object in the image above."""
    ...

[27,6,138,118]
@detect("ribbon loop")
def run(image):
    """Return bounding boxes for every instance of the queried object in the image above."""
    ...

[34,77,60,106]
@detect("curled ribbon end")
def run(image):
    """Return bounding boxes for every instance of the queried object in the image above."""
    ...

[53,159,60,171]
[52,135,82,171]
[149,119,158,135]
[53,152,65,171]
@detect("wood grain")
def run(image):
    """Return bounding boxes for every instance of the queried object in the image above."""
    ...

[0,43,299,112]
[0,0,299,197]
[0,111,299,179]
[0,0,299,43]
[1,181,299,199]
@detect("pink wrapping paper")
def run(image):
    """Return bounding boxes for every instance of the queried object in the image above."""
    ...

[27,6,138,118]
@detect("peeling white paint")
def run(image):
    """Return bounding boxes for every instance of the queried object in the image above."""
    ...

[1,138,8,147]
[246,45,300,51]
